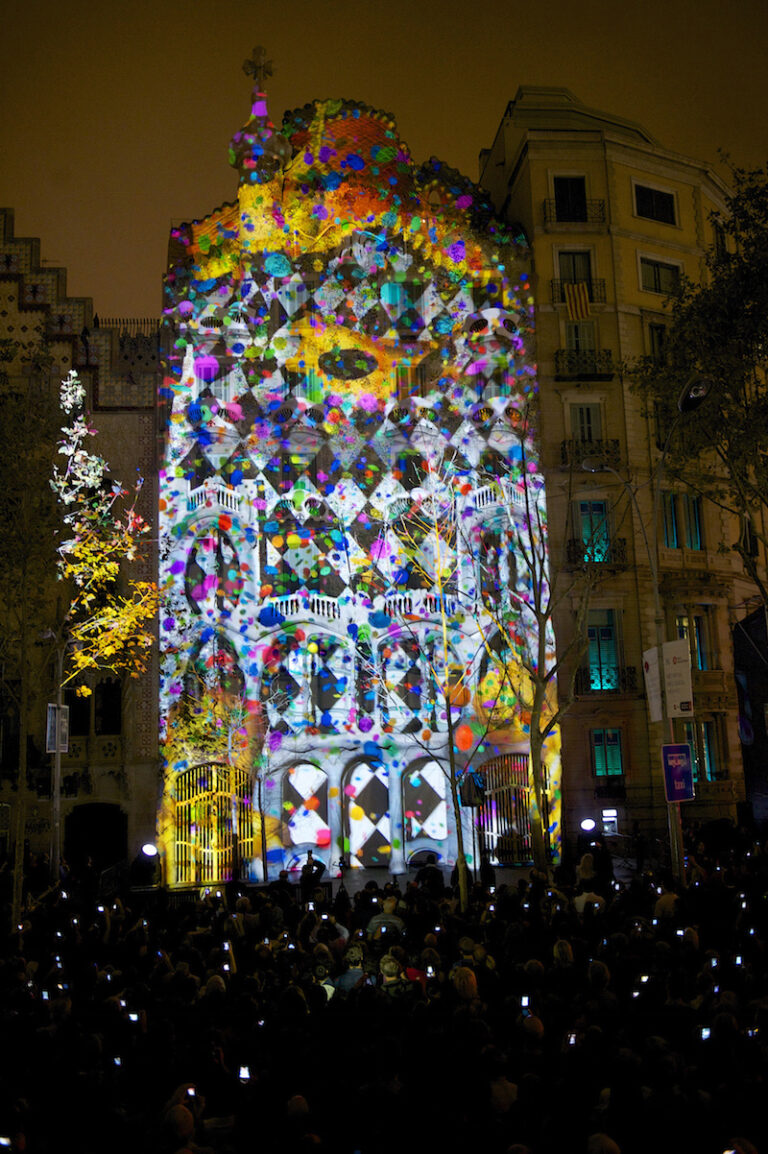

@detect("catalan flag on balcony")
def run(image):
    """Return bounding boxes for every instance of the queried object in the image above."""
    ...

[564,281,590,321]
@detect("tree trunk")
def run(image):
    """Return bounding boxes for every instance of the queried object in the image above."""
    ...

[527,728,551,877]
[444,689,470,911]
[257,772,268,882]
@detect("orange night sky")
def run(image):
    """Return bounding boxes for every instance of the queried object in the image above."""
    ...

[2,0,767,318]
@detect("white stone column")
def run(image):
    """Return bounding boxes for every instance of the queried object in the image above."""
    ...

[388,755,406,874]
[327,757,345,872]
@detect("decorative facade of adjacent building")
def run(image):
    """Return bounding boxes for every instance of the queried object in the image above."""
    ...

[480,88,759,848]
[158,69,561,884]
[0,206,159,874]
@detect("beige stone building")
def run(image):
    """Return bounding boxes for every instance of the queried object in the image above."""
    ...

[479,88,758,855]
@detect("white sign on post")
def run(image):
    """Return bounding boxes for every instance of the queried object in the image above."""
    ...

[642,641,693,722]
[642,646,663,723]
[45,704,70,754]
[663,639,694,718]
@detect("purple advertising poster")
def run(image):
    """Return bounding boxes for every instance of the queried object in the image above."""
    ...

[662,743,695,803]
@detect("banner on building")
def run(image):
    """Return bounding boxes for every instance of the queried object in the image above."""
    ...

[663,638,694,718]
[642,640,693,723]
[564,281,590,321]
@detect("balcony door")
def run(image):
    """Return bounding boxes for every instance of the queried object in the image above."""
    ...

[587,609,620,690]
[554,176,588,223]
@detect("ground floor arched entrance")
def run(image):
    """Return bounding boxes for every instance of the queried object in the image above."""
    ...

[64,803,128,872]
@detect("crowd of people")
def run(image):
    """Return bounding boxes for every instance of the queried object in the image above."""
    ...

[0,826,766,1154]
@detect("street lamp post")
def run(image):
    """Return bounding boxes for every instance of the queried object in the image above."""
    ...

[51,640,65,886]
[583,376,713,883]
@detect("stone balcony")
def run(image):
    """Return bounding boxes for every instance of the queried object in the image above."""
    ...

[187,482,253,524]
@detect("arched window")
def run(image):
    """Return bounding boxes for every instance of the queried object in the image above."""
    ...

[379,637,423,732]
[403,760,447,843]
[344,759,391,868]
[261,632,350,735]
[184,633,245,701]
[185,528,244,615]
[283,763,330,851]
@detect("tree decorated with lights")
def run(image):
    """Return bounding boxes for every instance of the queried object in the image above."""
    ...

[51,370,157,693]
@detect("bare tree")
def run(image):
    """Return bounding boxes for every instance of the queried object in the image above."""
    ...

[473,411,616,874]
[360,456,545,906]
[369,412,611,889]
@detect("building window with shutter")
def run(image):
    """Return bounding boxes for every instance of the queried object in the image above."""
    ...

[570,402,602,444]
[559,250,592,286]
[682,494,703,550]
[662,493,679,548]
[565,321,596,353]
[648,322,667,362]
[640,257,681,294]
[587,608,620,690]
[634,183,677,225]
[662,492,703,550]
[554,176,588,222]
[591,728,623,776]
[676,612,711,672]
[683,719,723,781]
[577,500,610,562]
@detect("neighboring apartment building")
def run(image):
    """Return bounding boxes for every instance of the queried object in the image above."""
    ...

[479,88,759,851]
[0,206,159,876]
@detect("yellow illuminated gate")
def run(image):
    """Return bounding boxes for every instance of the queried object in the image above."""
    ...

[478,754,534,865]
[174,763,254,885]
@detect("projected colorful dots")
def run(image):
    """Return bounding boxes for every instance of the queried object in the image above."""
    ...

[157,78,560,885]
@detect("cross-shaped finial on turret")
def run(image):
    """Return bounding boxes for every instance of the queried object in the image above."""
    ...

[243,46,273,90]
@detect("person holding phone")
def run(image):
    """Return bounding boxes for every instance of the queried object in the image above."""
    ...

[300,850,325,906]
[365,896,405,942]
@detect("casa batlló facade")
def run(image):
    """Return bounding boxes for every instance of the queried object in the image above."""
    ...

[157,63,560,885]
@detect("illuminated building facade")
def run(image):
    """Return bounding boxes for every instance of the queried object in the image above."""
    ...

[158,67,561,884]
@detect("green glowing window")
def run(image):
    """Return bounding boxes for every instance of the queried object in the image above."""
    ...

[587,608,619,690]
[662,492,679,548]
[662,492,703,550]
[578,500,609,562]
[683,720,723,781]
[591,728,623,776]
[682,494,703,550]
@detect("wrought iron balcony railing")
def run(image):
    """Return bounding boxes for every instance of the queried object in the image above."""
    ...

[565,537,628,567]
[551,279,607,304]
[561,438,621,468]
[543,199,607,225]
[554,349,615,380]
[575,665,638,695]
